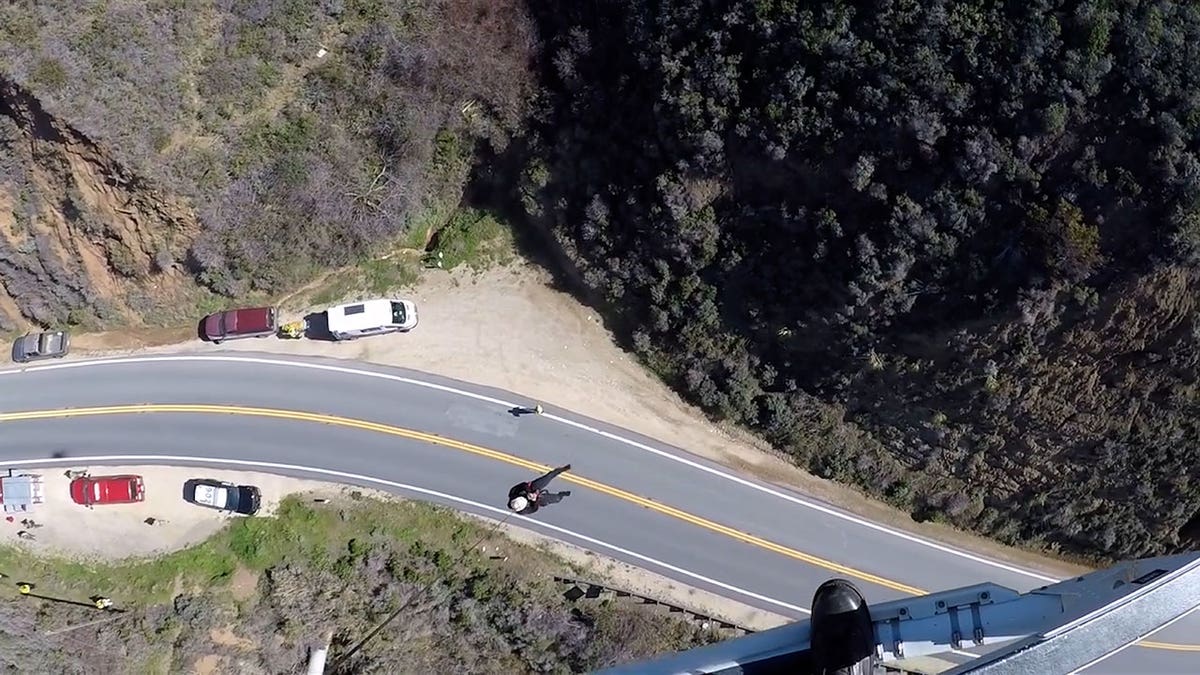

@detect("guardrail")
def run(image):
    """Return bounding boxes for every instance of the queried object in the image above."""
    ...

[552,576,755,635]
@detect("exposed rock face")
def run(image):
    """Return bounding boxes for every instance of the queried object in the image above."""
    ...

[0,75,200,332]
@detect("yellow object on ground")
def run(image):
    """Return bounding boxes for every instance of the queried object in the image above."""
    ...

[280,321,306,339]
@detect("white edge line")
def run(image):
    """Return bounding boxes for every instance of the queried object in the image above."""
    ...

[2,354,1060,585]
[0,453,808,616]
[1069,604,1200,672]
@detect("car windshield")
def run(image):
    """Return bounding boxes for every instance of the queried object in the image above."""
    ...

[93,483,102,501]
[37,334,51,352]
[391,302,406,325]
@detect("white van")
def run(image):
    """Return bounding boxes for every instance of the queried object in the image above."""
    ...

[325,298,419,341]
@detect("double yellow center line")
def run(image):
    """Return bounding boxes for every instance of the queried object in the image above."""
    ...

[1,403,1196,652]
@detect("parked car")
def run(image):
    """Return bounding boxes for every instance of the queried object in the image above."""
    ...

[70,474,146,507]
[183,478,261,516]
[11,330,70,363]
[324,298,418,341]
[201,306,278,343]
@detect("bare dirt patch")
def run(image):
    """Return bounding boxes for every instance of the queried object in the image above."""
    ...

[0,465,330,560]
[229,566,259,601]
[209,626,255,650]
[192,654,222,675]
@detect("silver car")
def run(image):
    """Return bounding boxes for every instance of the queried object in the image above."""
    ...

[10,330,70,363]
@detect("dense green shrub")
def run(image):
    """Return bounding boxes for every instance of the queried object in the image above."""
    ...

[507,0,1200,562]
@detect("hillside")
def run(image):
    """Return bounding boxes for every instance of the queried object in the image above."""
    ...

[0,0,533,330]
[501,0,1200,562]
[1,0,1199,565]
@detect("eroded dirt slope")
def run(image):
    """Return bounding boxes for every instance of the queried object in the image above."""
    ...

[0,75,200,333]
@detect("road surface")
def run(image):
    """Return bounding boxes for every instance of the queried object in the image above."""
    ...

[0,352,1195,673]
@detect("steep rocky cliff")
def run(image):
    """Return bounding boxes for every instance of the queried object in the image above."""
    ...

[0,76,200,332]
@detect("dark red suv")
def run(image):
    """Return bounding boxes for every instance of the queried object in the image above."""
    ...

[202,306,278,343]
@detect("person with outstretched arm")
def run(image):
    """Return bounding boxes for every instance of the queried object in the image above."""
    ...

[508,464,572,515]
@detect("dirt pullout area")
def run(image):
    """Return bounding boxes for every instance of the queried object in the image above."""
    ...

[22,262,1085,579]
[2,464,778,631]
[2,465,330,560]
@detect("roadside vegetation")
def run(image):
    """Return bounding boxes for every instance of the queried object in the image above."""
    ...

[0,494,720,673]
[497,0,1200,563]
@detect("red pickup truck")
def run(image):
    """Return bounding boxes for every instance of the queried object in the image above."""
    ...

[202,306,278,343]
[70,474,146,506]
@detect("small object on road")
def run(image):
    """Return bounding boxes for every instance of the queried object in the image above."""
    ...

[16,530,34,540]
[64,469,89,479]
[143,517,168,526]
[313,498,330,504]
[508,404,545,416]
[20,518,41,529]
[507,464,573,515]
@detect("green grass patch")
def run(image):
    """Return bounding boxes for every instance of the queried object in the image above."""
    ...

[299,253,420,308]
[360,257,420,295]
[0,495,513,607]
[171,203,511,323]
[0,536,238,605]
[430,208,515,271]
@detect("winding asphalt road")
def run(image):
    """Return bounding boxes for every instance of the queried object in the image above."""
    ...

[0,352,1196,673]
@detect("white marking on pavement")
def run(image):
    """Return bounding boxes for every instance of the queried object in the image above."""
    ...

[0,453,809,615]
[0,353,1060,583]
